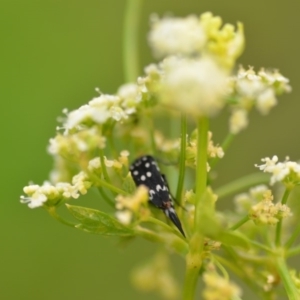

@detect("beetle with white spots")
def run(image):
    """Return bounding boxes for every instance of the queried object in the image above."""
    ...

[130,155,185,237]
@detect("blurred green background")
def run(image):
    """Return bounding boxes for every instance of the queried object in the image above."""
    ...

[1,0,299,299]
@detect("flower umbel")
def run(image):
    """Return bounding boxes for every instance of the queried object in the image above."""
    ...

[20,8,298,300]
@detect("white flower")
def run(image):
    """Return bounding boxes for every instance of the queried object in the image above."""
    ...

[236,75,265,98]
[56,182,80,199]
[116,210,132,225]
[249,185,269,198]
[117,83,142,114]
[228,67,291,117]
[256,156,300,185]
[20,191,47,209]
[148,15,206,58]
[159,56,228,116]
[229,109,248,134]
[21,172,93,209]
[88,157,101,171]
[255,156,279,172]
[256,88,277,115]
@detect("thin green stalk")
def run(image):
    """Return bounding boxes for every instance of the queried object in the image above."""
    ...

[99,148,112,184]
[275,256,300,299]
[135,226,188,256]
[183,117,209,300]
[194,117,209,228]
[285,221,300,249]
[275,189,291,246]
[47,207,76,228]
[215,172,270,199]
[229,215,249,230]
[287,245,300,257]
[247,239,276,254]
[212,256,229,280]
[97,187,115,208]
[144,216,186,240]
[213,255,244,278]
[95,178,128,195]
[210,133,235,168]
[123,0,142,82]
[148,114,157,155]
[108,131,118,158]
[176,113,187,204]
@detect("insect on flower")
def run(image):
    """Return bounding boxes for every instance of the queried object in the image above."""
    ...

[130,155,185,237]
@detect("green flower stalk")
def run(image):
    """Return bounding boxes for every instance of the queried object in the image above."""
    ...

[20,3,300,300]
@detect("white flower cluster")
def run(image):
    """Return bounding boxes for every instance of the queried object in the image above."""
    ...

[228,67,291,134]
[149,14,206,58]
[249,190,291,225]
[148,12,244,69]
[141,12,246,117]
[20,171,91,209]
[48,126,106,157]
[256,156,300,186]
[64,83,144,133]
[234,185,269,214]
[158,56,229,116]
[235,185,291,225]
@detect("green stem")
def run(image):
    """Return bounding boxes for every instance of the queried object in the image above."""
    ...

[247,239,276,254]
[123,0,142,82]
[144,216,186,240]
[215,172,270,199]
[212,257,229,280]
[135,226,188,256]
[99,148,112,184]
[148,114,157,155]
[47,207,76,228]
[275,189,291,246]
[285,221,300,249]
[176,113,187,205]
[95,178,128,195]
[97,187,115,208]
[183,117,209,300]
[213,255,244,278]
[194,117,209,227]
[287,245,300,257]
[229,215,249,230]
[275,256,299,299]
[210,133,235,168]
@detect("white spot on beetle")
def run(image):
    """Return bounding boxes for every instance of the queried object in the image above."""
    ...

[133,170,138,175]
[146,172,152,177]
[149,189,155,196]
[145,162,150,168]
[156,184,163,192]
[141,175,146,181]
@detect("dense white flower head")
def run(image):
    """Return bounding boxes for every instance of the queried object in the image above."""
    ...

[20,172,92,209]
[159,56,228,116]
[256,156,300,186]
[229,67,291,116]
[148,14,206,58]
[48,126,106,158]
[61,83,145,134]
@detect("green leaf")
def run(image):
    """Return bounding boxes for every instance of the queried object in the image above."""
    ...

[66,204,134,236]
[219,231,250,249]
